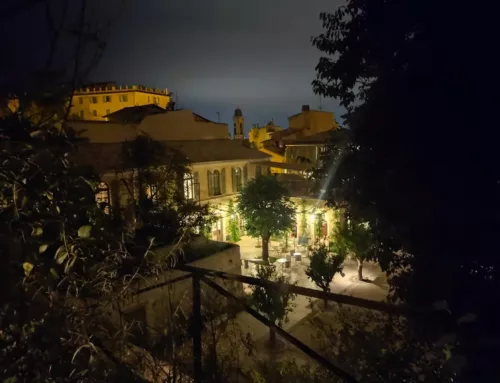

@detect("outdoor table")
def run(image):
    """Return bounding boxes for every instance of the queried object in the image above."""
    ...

[276,258,290,269]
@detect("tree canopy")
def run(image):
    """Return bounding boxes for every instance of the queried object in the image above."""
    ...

[313,0,498,379]
[0,120,212,381]
[237,175,295,262]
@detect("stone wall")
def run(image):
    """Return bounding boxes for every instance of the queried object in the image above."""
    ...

[115,238,241,343]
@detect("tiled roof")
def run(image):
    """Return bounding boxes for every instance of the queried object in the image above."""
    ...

[165,140,270,163]
[73,139,270,173]
[283,131,333,145]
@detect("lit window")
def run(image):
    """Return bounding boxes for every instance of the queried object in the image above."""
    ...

[103,95,111,103]
[92,110,97,117]
[91,96,98,104]
[184,174,194,200]
[119,94,128,102]
[96,182,110,213]
[232,167,242,192]
[146,184,160,203]
[208,170,221,196]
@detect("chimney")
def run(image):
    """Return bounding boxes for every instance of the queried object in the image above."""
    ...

[301,105,310,112]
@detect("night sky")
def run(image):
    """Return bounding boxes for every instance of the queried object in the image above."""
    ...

[3,0,344,133]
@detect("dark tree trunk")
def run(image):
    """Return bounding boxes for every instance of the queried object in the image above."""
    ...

[262,236,270,263]
[357,259,363,280]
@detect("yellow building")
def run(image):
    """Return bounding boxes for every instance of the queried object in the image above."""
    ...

[69,83,171,121]
[248,121,285,172]
[287,104,337,137]
[249,121,282,149]
[75,139,272,243]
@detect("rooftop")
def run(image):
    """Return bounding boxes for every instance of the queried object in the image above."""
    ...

[74,84,170,96]
[74,139,270,173]
[105,104,166,123]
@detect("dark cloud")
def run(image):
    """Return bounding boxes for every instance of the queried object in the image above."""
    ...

[2,0,344,130]
[95,0,344,129]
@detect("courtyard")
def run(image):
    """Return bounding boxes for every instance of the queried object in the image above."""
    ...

[230,236,390,353]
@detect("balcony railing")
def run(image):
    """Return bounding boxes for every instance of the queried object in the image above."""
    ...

[175,264,436,383]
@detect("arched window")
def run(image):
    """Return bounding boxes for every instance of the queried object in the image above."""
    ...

[207,170,213,197]
[184,173,194,200]
[212,170,221,196]
[208,169,221,197]
[145,184,160,203]
[232,167,242,192]
[193,171,200,201]
[96,182,110,213]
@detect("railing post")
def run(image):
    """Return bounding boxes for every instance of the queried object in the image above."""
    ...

[192,273,202,382]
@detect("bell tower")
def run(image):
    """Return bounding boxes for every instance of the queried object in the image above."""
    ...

[233,107,244,139]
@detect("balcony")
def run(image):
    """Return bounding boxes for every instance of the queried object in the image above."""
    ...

[276,174,319,199]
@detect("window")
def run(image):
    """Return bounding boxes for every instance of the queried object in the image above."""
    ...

[243,165,248,182]
[146,184,160,203]
[103,95,111,103]
[119,94,129,102]
[92,110,97,117]
[208,170,221,196]
[105,109,110,115]
[78,97,83,105]
[193,172,200,201]
[232,167,242,192]
[96,182,110,213]
[221,168,226,194]
[256,165,262,177]
[79,110,84,119]
[184,174,194,200]
[91,96,98,104]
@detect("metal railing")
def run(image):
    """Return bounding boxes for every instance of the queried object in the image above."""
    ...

[175,264,434,383]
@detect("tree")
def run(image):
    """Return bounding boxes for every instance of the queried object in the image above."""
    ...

[250,265,296,348]
[237,175,295,263]
[312,1,497,378]
[333,221,374,281]
[227,199,240,242]
[314,210,326,243]
[0,119,146,381]
[298,198,308,244]
[119,134,213,248]
[306,244,345,309]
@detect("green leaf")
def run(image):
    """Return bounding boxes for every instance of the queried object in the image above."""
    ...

[55,246,68,264]
[39,244,48,254]
[78,225,92,238]
[22,262,33,276]
[50,268,59,278]
[32,227,43,236]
